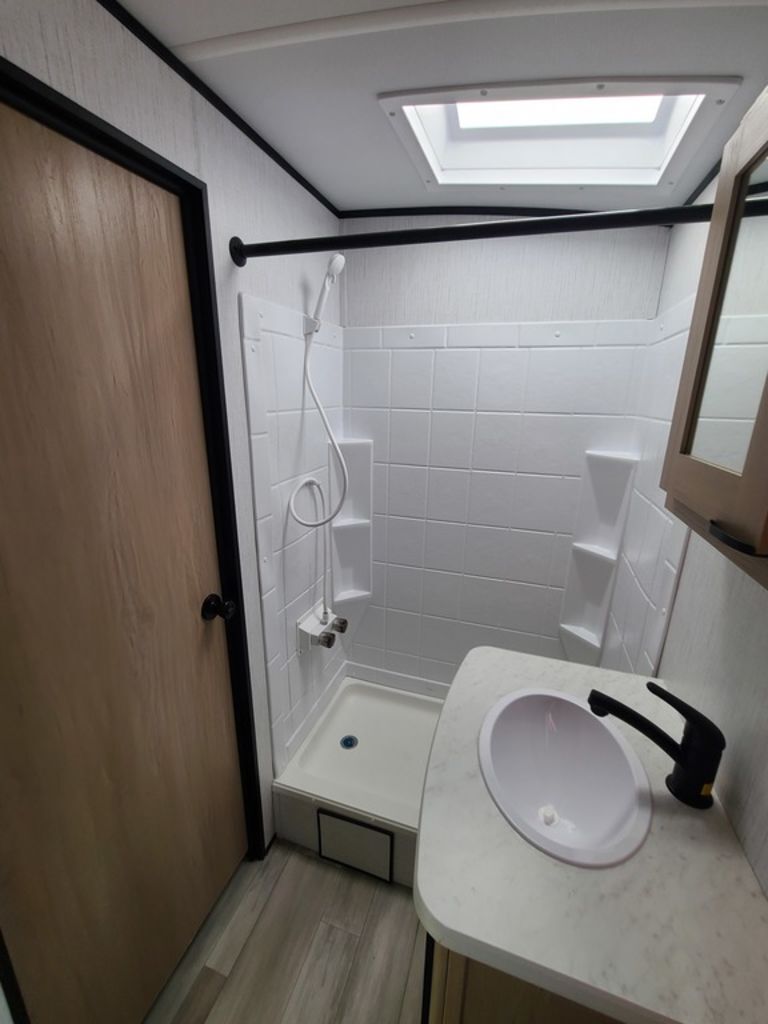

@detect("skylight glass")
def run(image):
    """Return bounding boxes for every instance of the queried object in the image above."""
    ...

[456,94,664,129]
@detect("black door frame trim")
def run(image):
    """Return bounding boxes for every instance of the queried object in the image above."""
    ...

[0,52,266,1020]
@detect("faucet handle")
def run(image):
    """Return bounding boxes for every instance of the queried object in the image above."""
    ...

[647,682,725,749]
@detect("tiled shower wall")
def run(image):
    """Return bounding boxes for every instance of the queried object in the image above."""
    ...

[241,297,348,775]
[343,320,647,688]
[603,188,768,676]
[600,298,692,675]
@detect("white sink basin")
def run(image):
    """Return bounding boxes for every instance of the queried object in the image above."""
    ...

[478,689,652,867]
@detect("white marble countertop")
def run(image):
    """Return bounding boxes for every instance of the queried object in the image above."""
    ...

[414,648,768,1024]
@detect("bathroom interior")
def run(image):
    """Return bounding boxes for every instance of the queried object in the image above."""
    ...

[2,1,768,1023]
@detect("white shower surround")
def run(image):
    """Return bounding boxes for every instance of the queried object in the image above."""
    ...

[343,316,652,690]
[242,296,705,774]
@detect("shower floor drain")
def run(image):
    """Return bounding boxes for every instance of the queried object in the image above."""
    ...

[340,734,358,749]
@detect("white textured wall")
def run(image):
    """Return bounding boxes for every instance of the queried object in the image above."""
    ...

[1,0,341,839]
[661,534,768,894]
[342,214,669,326]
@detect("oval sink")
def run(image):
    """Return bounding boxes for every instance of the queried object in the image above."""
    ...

[478,689,651,867]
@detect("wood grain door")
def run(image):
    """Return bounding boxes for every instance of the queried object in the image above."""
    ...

[0,100,247,1024]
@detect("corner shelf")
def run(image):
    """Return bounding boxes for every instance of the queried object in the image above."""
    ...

[571,541,618,566]
[334,588,372,604]
[329,440,373,609]
[559,449,638,666]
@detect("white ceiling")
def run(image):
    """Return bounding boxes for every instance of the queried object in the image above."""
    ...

[120,1,768,212]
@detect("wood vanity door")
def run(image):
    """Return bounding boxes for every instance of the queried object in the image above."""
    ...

[428,942,622,1023]
[0,100,246,1023]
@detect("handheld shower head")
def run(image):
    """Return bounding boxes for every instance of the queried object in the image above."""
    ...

[326,253,346,281]
[311,252,345,327]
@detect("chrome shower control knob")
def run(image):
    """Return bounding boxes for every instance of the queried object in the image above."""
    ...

[317,631,336,649]
[331,617,348,634]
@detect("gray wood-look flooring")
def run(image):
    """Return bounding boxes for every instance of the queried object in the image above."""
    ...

[144,842,425,1024]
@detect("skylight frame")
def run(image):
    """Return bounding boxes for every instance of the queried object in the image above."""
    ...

[380,78,739,196]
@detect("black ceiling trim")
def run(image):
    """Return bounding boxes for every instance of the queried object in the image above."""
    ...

[338,204,583,219]
[684,160,721,206]
[94,0,340,216]
[94,0,726,227]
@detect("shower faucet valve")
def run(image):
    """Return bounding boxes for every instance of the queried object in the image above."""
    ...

[296,602,343,656]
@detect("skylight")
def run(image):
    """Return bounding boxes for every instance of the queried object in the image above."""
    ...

[380,79,738,199]
[455,95,663,129]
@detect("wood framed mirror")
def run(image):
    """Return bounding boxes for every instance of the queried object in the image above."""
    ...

[662,86,768,587]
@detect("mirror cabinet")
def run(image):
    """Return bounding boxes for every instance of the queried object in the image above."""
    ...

[662,86,768,588]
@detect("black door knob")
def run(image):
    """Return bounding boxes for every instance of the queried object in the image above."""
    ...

[201,593,237,622]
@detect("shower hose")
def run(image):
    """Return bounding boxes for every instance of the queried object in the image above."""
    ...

[287,327,350,621]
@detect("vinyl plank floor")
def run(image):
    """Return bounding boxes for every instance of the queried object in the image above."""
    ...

[322,864,380,937]
[144,857,281,1024]
[335,883,420,1024]
[278,921,358,1024]
[398,927,427,1024]
[206,841,291,975]
[169,967,226,1024]
[205,847,342,1024]
[150,841,425,1024]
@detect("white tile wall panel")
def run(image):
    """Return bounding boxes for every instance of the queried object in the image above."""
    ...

[385,610,421,654]
[341,314,676,697]
[344,327,381,349]
[421,570,462,620]
[432,350,480,410]
[426,469,471,523]
[467,472,516,528]
[519,321,597,348]
[387,517,426,567]
[346,409,390,461]
[386,565,422,614]
[391,350,434,408]
[448,324,520,347]
[350,350,391,407]
[382,325,447,348]
[390,410,430,465]
[429,412,475,468]
[472,414,521,471]
[525,348,635,414]
[476,349,528,411]
[424,522,465,573]
[388,466,428,518]
[513,475,580,534]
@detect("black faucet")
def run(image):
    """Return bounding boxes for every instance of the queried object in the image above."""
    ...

[587,682,725,809]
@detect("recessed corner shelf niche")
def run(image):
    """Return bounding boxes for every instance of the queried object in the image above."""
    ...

[559,449,638,666]
[330,439,373,606]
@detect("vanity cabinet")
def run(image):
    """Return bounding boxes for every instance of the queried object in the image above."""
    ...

[427,941,621,1024]
[661,85,768,587]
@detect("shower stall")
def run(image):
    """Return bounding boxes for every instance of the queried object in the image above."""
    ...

[238,202,715,880]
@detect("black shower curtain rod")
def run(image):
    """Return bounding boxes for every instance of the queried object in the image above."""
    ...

[229,195,768,265]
